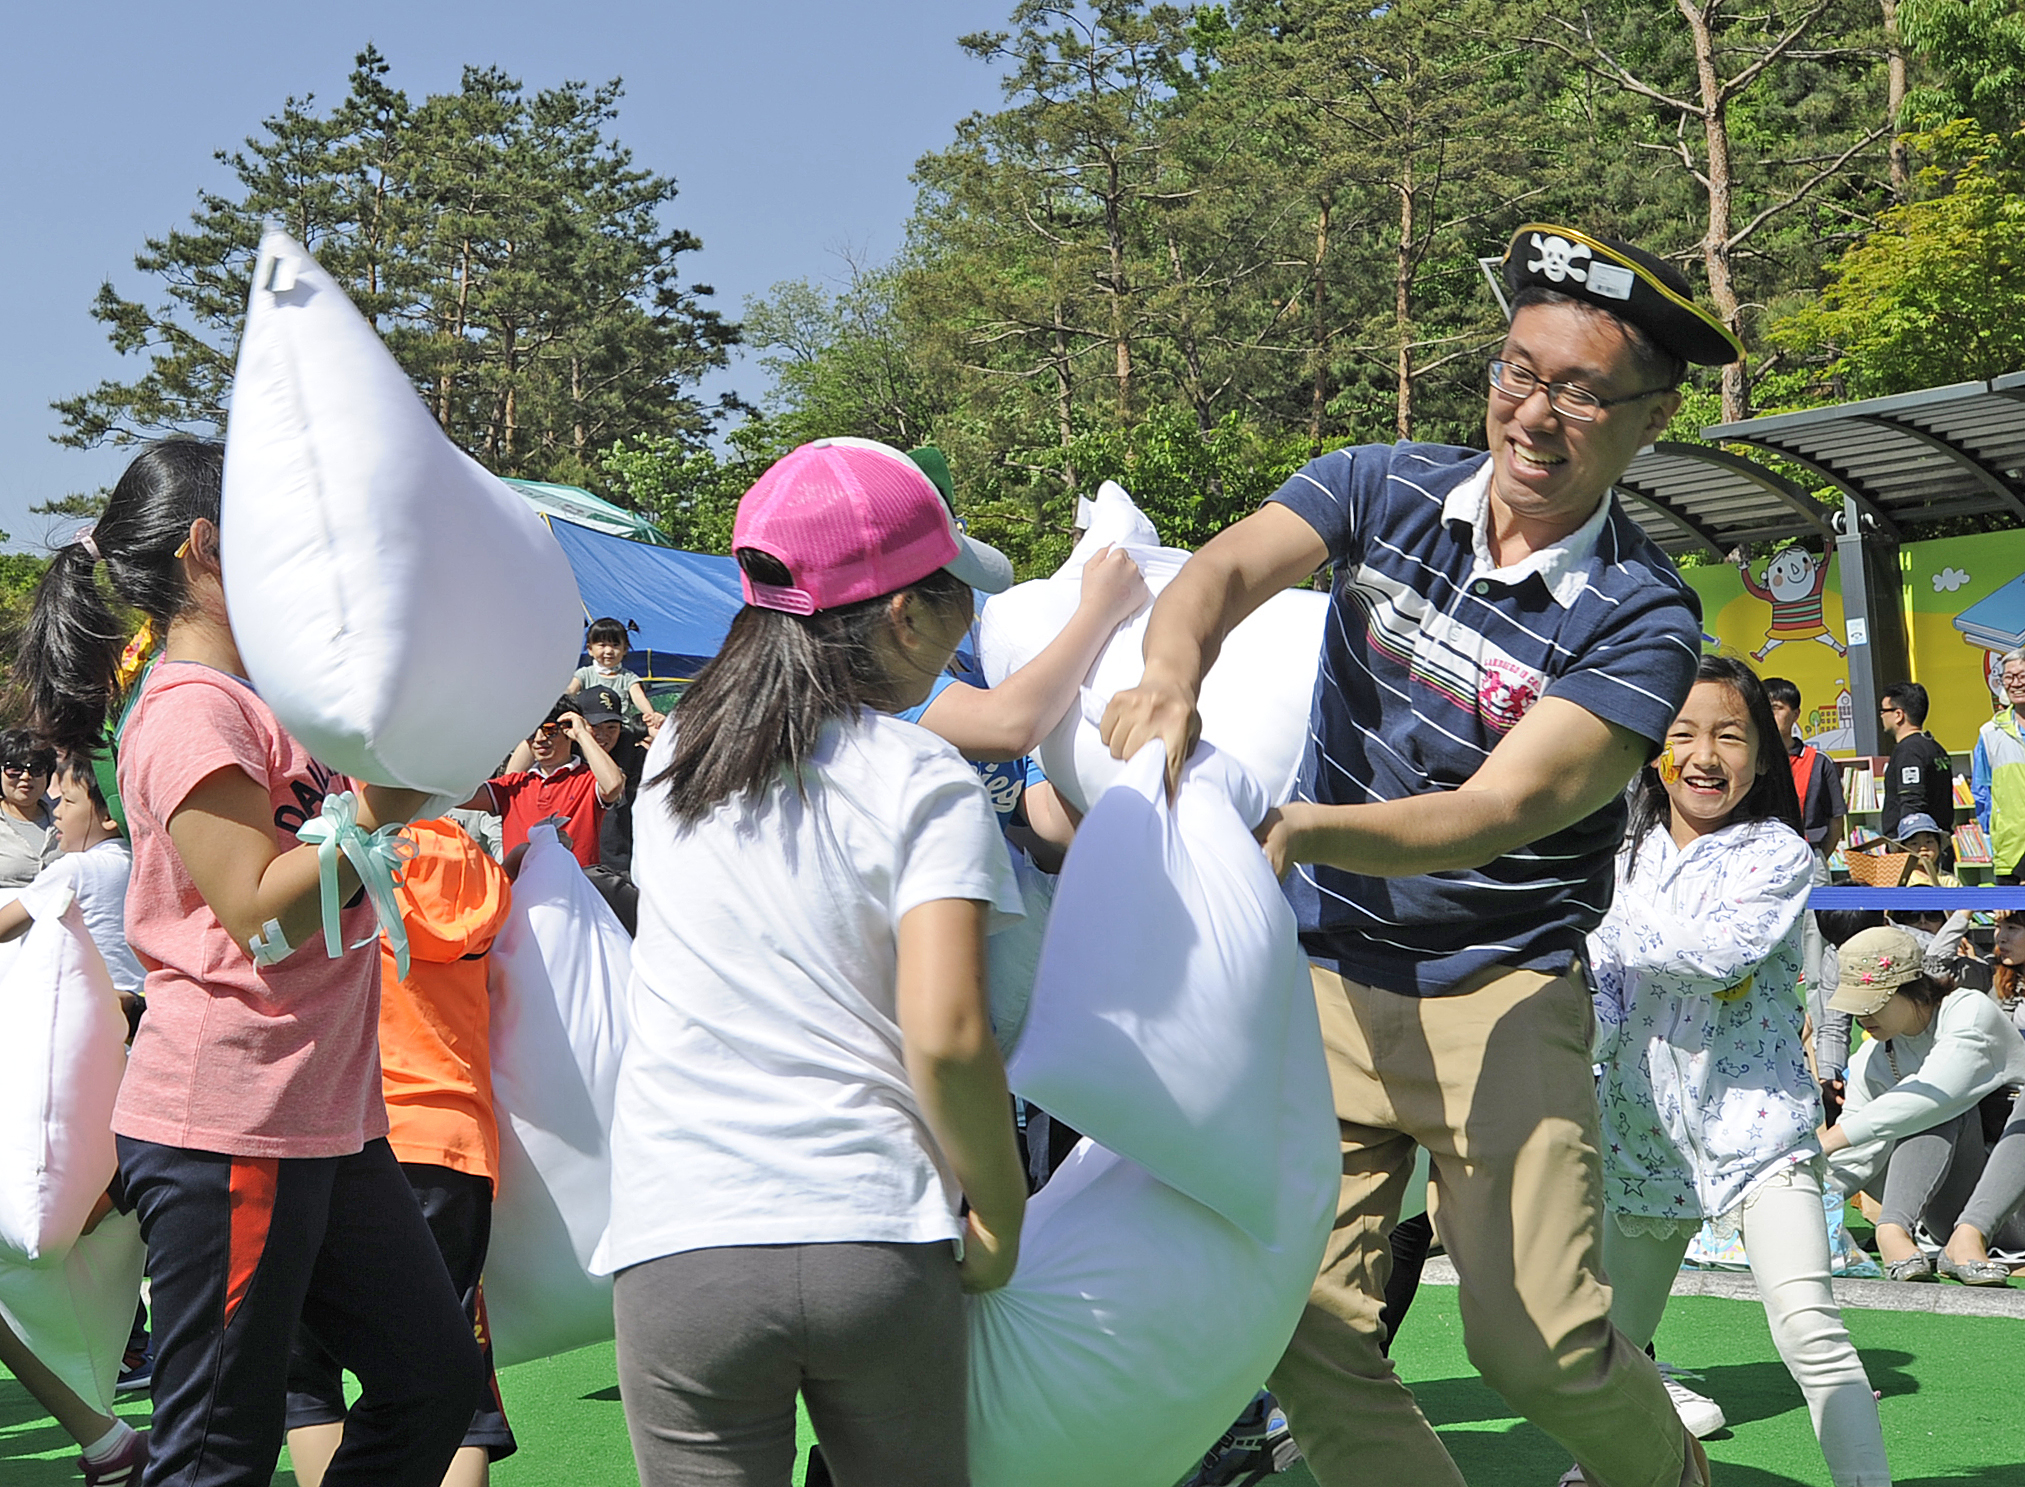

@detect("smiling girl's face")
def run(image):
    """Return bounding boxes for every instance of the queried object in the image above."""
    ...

[1662,679,1764,847]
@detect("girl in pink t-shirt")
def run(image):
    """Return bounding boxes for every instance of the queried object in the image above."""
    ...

[18,440,483,1487]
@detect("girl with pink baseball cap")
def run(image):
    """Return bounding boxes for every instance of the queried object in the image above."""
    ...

[601,438,1029,1486]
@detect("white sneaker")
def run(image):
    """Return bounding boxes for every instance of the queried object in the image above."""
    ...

[1658,1366,1726,1439]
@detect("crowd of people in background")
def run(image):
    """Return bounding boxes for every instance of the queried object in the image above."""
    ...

[4,218,2025,1487]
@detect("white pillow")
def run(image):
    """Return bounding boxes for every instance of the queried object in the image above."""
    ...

[484,825,632,1366]
[222,228,581,802]
[0,883,125,1263]
[977,481,1326,815]
[968,1142,1328,1487]
[1007,743,1336,1247]
[0,1212,145,1413]
[968,740,1335,1486]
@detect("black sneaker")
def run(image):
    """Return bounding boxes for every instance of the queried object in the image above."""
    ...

[115,1348,152,1395]
[1179,1390,1302,1487]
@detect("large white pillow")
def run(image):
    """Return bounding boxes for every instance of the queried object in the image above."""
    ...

[0,1213,145,1413]
[484,825,631,1366]
[968,1141,1329,1487]
[222,228,581,801]
[1008,743,1335,1247]
[968,740,1336,1486]
[977,481,1327,814]
[0,883,125,1263]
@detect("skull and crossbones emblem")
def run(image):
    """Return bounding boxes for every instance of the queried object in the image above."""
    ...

[1527,233,1591,284]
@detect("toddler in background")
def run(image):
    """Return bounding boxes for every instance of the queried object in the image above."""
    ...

[566,617,662,729]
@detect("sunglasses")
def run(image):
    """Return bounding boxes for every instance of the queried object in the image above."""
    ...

[1,763,47,778]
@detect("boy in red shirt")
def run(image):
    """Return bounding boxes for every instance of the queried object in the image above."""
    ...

[465,696,625,870]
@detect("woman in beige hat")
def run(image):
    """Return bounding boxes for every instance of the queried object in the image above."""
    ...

[1821,924,2025,1283]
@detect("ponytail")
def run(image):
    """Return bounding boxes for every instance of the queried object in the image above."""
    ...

[654,562,972,825]
[17,439,223,758]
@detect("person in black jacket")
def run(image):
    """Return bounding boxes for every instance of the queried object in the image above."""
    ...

[1880,681,1954,837]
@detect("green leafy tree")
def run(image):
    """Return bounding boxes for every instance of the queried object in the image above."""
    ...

[55,47,735,488]
[1525,0,1892,422]
[1770,120,2025,393]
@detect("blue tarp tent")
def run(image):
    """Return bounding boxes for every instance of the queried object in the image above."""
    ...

[546,517,745,682]
[547,515,984,689]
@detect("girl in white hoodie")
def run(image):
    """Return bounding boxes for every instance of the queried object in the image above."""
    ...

[1588,654,1888,1487]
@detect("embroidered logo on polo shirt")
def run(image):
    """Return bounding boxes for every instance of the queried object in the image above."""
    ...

[1478,656,1546,732]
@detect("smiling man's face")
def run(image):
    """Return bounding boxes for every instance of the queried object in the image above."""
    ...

[1485,300,1681,537]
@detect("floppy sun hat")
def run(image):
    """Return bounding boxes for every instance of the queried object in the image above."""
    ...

[733,437,1013,614]
[1828,925,1924,1018]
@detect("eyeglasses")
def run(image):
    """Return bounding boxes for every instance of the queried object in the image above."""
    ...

[533,723,565,740]
[0,764,42,778]
[1488,360,1674,423]
[2003,673,2025,691]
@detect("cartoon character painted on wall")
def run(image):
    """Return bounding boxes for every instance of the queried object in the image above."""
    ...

[1730,546,1847,663]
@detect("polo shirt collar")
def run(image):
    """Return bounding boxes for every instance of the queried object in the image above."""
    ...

[531,755,585,781]
[1442,461,1612,610]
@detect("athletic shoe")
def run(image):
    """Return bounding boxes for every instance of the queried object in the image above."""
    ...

[1177,1390,1302,1486]
[1656,1363,1726,1438]
[81,1428,146,1486]
[114,1347,151,1395]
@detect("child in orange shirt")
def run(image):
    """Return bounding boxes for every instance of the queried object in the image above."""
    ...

[284,819,516,1487]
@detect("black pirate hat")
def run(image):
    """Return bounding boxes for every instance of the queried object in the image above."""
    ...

[1501,224,1743,367]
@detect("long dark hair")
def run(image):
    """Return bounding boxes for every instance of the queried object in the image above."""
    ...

[655,556,971,825]
[16,439,223,759]
[1627,652,1803,855]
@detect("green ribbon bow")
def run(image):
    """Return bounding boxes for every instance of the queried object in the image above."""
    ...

[296,792,417,980]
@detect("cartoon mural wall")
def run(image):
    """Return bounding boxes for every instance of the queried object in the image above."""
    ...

[1679,530,2025,757]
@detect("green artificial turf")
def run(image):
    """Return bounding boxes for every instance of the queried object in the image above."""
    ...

[5,1286,2020,1484]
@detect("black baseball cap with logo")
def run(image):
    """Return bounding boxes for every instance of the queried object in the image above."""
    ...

[578,686,624,725]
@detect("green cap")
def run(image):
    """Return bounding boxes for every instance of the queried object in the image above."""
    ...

[904,446,956,510]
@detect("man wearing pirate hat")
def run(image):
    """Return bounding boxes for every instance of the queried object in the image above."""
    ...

[1103,227,1739,1487]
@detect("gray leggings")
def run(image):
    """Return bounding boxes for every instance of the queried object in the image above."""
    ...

[1877,1091,2025,1245]
[615,1242,968,1487]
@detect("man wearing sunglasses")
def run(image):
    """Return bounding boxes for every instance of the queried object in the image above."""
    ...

[461,695,627,871]
[1102,226,1741,1487]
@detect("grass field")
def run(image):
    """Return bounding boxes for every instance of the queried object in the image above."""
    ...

[6,1282,2020,1485]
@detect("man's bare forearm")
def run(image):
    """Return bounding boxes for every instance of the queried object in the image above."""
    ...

[1276,697,1650,879]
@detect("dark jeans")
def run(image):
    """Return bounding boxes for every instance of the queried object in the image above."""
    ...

[285,1163,516,1460]
[119,1135,482,1487]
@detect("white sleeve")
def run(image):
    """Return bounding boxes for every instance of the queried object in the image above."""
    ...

[893,759,1024,931]
[1611,826,1814,1000]
[1839,998,2014,1150]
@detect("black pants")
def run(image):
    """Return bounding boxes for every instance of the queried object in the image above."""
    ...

[286,1163,517,1460]
[119,1135,482,1487]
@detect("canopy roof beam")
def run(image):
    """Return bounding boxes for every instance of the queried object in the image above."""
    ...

[1848,413,2025,524]
[1709,437,1903,543]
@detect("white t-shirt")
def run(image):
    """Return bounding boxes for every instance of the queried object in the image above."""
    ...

[602,711,1023,1272]
[32,839,144,999]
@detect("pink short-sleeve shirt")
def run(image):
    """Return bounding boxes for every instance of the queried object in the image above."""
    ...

[113,663,387,1158]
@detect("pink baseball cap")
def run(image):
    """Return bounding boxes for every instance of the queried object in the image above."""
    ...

[733,437,1013,614]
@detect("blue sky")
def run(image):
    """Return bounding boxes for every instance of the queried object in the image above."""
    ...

[0,0,1011,551]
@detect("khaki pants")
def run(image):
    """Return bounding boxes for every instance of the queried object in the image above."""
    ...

[1267,964,1686,1487]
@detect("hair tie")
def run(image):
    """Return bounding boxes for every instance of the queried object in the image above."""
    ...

[76,528,102,563]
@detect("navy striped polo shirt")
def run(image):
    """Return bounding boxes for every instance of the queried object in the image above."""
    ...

[1270,442,1701,997]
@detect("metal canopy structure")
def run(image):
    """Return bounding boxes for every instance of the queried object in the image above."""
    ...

[1603,375,2025,753]
[1704,375,2025,538]
[1613,441,1834,559]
